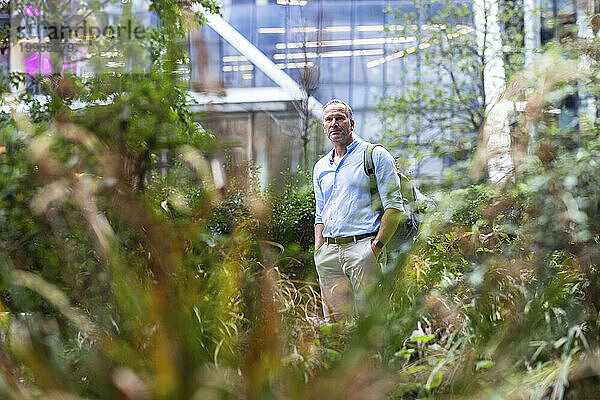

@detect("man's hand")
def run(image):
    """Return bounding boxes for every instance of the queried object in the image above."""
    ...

[315,223,325,252]
[371,241,383,260]
[372,208,403,259]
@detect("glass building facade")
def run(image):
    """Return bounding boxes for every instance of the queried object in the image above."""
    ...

[192,0,585,180]
[195,0,432,141]
[192,0,478,180]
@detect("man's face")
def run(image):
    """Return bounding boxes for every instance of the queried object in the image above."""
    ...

[322,104,354,144]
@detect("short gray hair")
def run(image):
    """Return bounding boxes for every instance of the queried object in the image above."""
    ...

[323,99,353,120]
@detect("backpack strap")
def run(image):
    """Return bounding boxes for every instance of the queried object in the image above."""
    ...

[363,144,384,212]
[398,172,417,204]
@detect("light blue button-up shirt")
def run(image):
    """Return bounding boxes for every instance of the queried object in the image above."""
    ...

[313,136,404,238]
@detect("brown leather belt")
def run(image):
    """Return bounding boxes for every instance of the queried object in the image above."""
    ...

[324,232,376,245]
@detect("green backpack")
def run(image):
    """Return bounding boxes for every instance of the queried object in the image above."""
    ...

[363,144,429,246]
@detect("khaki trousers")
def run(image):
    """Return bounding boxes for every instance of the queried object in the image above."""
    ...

[314,237,386,322]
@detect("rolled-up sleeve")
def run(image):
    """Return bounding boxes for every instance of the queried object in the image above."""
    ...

[373,147,405,213]
[313,164,324,225]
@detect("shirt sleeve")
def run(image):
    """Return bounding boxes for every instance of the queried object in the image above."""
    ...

[313,163,324,225]
[373,146,405,213]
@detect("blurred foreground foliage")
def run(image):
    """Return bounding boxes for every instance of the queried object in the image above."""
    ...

[2,4,600,400]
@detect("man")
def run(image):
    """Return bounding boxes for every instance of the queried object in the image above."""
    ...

[313,99,404,322]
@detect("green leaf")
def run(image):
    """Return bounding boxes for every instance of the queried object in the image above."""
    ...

[407,365,431,374]
[395,348,416,359]
[426,371,444,390]
[410,334,435,344]
[475,360,493,371]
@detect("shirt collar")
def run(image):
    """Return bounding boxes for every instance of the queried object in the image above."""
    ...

[328,137,361,164]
